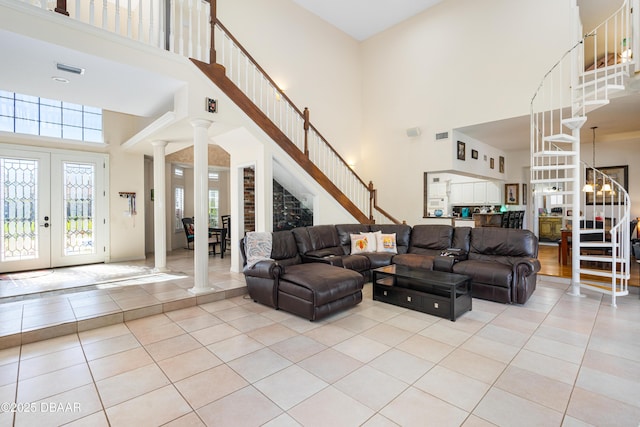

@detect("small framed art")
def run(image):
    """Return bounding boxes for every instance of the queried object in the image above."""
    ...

[471,149,478,159]
[505,183,519,205]
[457,141,466,160]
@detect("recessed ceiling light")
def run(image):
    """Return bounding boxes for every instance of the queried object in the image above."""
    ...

[56,63,85,75]
[52,76,70,83]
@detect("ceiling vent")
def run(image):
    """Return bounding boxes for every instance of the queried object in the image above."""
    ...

[56,63,85,75]
[435,131,449,140]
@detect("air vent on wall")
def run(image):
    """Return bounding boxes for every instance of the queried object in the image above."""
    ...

[56,63,85,75]
[435,132,449,140]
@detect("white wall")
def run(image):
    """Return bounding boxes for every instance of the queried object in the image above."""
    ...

[358,0,575,225]
[219,0,362,167]
[104,112,147,262]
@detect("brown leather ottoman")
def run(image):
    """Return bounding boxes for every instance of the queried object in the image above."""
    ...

[277,263,365,321]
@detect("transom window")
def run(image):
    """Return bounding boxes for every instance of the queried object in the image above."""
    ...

[0,90,103,143]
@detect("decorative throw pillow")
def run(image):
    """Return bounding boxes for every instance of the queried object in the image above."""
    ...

[361,231,380,252]
[351,233,371,254]
[376,233,397,254]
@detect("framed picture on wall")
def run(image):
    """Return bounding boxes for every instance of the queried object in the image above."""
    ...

[457,141,466,160]
[585,165,628,205]
[522,183,527,205]
[499,156,505,173]
[471,149,478,159]
[490,158,495,169]
[505,183,519,205]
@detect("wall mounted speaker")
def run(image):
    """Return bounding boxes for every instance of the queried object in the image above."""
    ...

[406,127,421,137]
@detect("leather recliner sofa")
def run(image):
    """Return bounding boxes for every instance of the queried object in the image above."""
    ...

[240,224,541,321]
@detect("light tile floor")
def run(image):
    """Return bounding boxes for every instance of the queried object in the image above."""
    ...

[1,271,640,426]
[0,250,246,349]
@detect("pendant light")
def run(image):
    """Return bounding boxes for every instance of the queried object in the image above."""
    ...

[582,126,597,192]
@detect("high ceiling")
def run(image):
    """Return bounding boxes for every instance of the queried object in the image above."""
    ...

[293,0,443,41]
[292,0,640,151]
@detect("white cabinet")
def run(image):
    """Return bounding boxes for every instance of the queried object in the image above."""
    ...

[473,182,486,204]
[461,183,474,203]
[430,183,447,197]
[486,182,502,204]
[449,183,463,204]
[449,180,502,205]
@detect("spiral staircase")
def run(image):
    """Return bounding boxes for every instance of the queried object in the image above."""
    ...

[531,0,638,306]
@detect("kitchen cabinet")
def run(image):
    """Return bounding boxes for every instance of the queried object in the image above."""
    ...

[449,183,463,204]
[486,182,502,204]
[450,181,502,205]
[473,182,486,204]
[538,216,562,242]
[461,183,474,204]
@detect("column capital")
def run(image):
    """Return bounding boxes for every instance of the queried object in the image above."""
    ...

[190,119,213,129]
[151,140,168,147]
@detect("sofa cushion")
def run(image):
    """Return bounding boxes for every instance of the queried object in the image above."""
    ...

[392,253,435,270]
[361,252,395,269]
[408,225,453,255]
[452,260,512,288]
[308,225,341,251]
[341,254,371,272]
[279,263,364,306]
[468,228,538,259]
[271,230,302,266]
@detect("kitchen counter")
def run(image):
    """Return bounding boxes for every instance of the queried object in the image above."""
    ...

[422,217,476,227]
[473,212,503,228]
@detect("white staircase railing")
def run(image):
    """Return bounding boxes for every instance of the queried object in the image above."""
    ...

[531,0,635,306]
[19,0,398,224]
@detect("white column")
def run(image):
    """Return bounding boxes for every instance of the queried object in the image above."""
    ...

[569,127,582,296]
[190,119,214,293]
[152,140,168,272]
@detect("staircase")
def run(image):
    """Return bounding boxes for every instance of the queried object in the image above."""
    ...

[22,0,400,225]
[530,0,637,306]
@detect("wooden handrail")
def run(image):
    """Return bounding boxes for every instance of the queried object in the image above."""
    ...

[369,181,402,224]
[213,20,371,192]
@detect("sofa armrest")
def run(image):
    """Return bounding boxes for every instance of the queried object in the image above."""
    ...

[512,257,541,277]
[301,254,345,267]
[243,260,281,279]
[511,257,541,304]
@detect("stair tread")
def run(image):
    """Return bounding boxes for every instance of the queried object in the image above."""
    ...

[533,151,578,157]
[543,134,577,143]
[531,164,578,171]
[561,116,587,130]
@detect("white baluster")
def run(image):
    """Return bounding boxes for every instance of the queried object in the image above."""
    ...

[149,0,155,47]
[75,0,80,19]
[169,0,175,53]
[187,0,193,57]
[138,0,143,41]
[178,0,184,55]
[89,0,95,26]
[127,0,132,37]
[102,0,107,29]
[196,0,202,60]
[115,0,120,35]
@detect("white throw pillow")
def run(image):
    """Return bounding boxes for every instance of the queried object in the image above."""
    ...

[351,233,372,254]
[376,233,397,254]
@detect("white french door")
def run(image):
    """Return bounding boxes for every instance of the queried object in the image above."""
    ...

[0,146,108,273]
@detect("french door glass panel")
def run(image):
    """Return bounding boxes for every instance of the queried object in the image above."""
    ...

[50,152,106,267]
[0,149,50,272]
[0,147,107,272]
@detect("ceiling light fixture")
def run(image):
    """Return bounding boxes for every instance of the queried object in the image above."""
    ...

[56,62,85,75]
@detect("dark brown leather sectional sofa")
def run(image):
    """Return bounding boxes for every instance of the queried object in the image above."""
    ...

[241,223,541,320]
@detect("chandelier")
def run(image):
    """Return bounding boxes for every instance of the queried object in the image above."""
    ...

[582,126,613,194]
